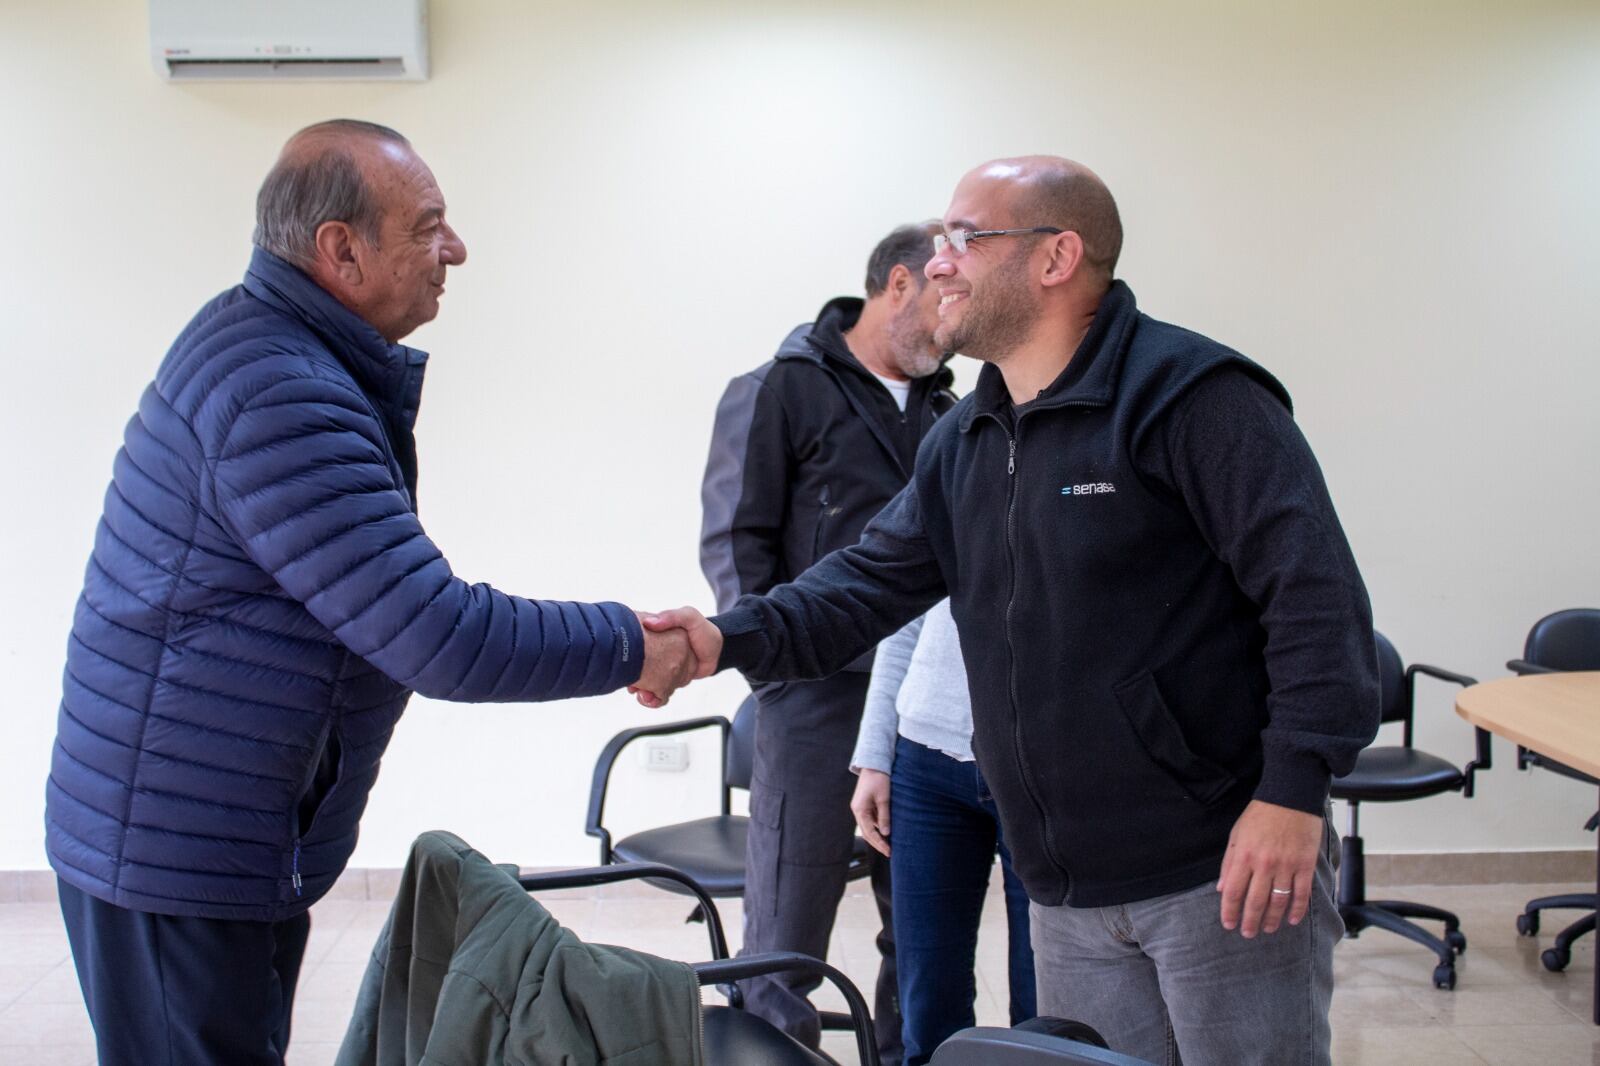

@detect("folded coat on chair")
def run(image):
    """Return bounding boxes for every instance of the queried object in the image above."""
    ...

[337,831,704,1065]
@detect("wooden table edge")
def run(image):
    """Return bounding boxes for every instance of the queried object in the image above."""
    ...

[1455,672,1600,782]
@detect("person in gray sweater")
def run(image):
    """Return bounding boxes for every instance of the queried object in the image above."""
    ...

[850,599,1036,1066]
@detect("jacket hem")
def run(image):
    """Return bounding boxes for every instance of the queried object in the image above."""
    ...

[1048,854,1224,909]
[50,852,323,922]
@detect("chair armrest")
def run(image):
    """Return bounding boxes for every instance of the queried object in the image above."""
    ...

[1507,658,1558,675]
[692,952,880,1066]
[1407,663,1478,690]
[585,716,731,862]
[518,861,730,960]
[1405,664,1488,795]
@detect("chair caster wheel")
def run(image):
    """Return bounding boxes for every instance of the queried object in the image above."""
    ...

[1542,947,1571,972]
[1432,963,1457,990]
[1516,912,1540,937]
[1445,928,1467,955]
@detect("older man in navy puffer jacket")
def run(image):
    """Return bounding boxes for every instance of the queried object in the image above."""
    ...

[45,119,695,1066]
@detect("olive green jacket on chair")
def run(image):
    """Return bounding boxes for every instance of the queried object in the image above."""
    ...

[336,831,705,1066]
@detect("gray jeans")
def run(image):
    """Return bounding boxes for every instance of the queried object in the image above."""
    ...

[1029,815,1340,1066]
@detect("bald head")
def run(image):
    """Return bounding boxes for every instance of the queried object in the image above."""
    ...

[971,156,1122,282]
[253,120,410,269]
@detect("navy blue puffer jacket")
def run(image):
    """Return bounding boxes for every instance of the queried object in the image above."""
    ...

[47,249,644,921]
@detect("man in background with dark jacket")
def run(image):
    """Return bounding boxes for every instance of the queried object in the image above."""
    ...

[47,119,695,1066]
[699,223,956,1061]
[648,158,1380,1065]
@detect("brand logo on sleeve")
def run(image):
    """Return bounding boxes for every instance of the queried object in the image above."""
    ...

[1061,482,1116,497]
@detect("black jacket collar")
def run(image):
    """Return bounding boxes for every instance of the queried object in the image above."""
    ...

[787,294,957,394]
[960,280,1138,432]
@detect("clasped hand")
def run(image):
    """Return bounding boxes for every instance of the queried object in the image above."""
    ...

[628,608,724,707]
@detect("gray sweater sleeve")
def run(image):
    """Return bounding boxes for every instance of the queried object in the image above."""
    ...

[852,614,923,774]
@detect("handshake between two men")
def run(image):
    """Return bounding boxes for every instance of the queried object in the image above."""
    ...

[630,608,726,707]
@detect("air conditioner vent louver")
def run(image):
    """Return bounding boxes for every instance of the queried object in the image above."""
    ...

[164,58,411,81]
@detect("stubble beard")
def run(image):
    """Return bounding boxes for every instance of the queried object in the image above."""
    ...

[886,299,946,379]
[935,245,1040,363]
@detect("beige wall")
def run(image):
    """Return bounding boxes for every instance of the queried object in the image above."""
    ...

[2,0,1597,873]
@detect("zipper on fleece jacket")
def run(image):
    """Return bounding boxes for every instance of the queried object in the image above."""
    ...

[292,839,303,897]
[694,982,707,1063]
[997,414,1072,894]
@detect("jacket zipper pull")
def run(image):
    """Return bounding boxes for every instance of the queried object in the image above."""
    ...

[292,839,303,896]
[1007,437,1016,475]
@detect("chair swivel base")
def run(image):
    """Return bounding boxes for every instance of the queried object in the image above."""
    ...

[1517,896,1597,972]
[1341,902,1466,989]
[1338,834,1464,990]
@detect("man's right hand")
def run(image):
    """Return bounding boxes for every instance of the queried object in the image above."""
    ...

[851,768,892,857]
[631,607,723,708]
[632,618,696,706]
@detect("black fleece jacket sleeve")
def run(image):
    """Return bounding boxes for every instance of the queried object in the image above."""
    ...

[1138,368,1380,813]
[710,480,947,681]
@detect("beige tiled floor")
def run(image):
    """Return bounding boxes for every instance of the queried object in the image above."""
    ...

[0,877,1594,1064]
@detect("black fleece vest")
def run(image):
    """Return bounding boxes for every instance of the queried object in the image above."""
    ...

[920,282,1294,906]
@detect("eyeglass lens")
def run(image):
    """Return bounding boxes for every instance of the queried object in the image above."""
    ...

[933,229,970,256]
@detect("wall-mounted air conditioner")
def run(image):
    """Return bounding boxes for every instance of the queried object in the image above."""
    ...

[149,0,429,82]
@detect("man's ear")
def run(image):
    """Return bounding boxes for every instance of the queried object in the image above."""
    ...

[312,220,364,286]
[888,262,915,305]
[1039,231,1085,289]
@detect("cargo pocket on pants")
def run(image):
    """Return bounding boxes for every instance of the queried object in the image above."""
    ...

[747,784,786,917]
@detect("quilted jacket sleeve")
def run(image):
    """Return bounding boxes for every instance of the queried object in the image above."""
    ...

[211,370,643,702]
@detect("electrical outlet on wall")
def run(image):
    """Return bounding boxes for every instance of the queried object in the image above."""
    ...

[640,738,690,772]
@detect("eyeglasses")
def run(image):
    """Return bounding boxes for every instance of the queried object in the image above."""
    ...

[933,226,1064,256]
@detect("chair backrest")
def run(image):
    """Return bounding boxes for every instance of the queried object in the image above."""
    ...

[1374,630,1409,727]
[726,693,758,791]
[1524,609,1600,672]
[929,1027,1156,1065]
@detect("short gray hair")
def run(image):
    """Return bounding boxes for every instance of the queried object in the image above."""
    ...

[252,119,409,269]
[864,221,941,298]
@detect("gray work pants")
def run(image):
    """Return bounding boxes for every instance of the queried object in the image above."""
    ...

[1029,814,1341,1066]
[742,673,901,1064]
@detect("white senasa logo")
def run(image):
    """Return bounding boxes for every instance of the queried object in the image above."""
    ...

[1061,482,1116,496]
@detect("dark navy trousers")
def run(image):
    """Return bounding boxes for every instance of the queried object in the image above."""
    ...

[890,735,1037,1066]
[57,878,311,1066]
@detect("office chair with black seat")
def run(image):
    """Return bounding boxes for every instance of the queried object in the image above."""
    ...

[338,829,883,1066]
[518,862,881,1066]
[586,693,873,1027]
[587,695,871,896]
[1330,630,1490,990]
[1508,607,1600,972]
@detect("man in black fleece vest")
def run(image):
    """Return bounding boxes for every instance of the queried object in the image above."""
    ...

[639,157,1378,1066]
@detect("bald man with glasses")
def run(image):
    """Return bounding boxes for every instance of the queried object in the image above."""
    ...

[642,156,1379,1065]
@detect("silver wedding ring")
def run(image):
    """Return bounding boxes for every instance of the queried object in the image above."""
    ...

[1270,887,1292,895]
